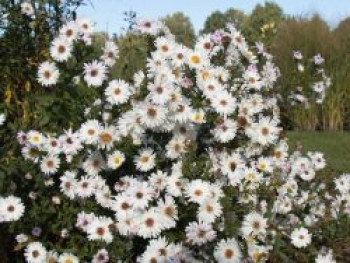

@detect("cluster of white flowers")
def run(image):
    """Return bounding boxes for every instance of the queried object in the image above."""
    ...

[37,17,118,87]
[5,17,347,262]
[290,51,331,106]
[24,242,81,263]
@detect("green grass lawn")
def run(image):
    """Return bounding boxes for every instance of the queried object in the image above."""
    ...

[287,132,350,173]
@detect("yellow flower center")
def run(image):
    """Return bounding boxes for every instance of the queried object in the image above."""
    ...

[114,156,122,165]
[140,156,149,163]
[190,55,201,64]
[194,114,203,122]
[247,173,256,180]
[201,70,210,80]
[259,163,266,170]
[31,136,40,143]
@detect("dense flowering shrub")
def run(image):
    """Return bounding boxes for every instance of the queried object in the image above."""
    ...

[1,16,349,263]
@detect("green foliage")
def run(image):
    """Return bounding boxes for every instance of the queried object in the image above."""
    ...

[201,11,226,34]
[0,1,98,260]
[110,33,150,82]
[201,8,247,34]
[245,1,284,45]
[225,8,247,27]
[162,12,196,47]
[0,0,96,131]
[271,15,349,131]
[332,18,350,130]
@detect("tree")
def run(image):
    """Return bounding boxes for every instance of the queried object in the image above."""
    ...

[334,18,350,53]
[224,8,247,29]
[201,11,227,34]
[201,9,247,35]
[245,1,284,45]
[162,12,196,47]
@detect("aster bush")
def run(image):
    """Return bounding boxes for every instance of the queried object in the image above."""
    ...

[1,15,350,263]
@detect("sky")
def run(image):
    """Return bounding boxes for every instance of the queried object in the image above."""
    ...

[78,0,350,35]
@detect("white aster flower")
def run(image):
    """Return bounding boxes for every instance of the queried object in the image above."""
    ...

[197,200,222,224]
[129,181,154,209]
[291,227,312,248]
[137,103,168,129]
[87,216,114,243]
[185,221,216,245]
[101,41,119,66]
[58,253,79,263]
[212,118,237,143]
[107,150,125,170]
[138,209,164,238]
[92,248,109,263]
[134,148,156,172]
[59,171,77,199]
[84,60,107,87]
[0,196,25,222]
[79,119,101,144]
[40,155,60,175]
[187,51,208,69]
[59,129,83,155]
[211,90,237,116]
[76,176,96,198]
[50,37,72,62]
[37,61,60,86]
[24,242,47,263]
[185,179,211,204]
[98,125,117,150]
[82,152,105,176]
[241,212,268,238]
[105,79,133,105]
[214,238,242,263]
[59,21,78,41]
[77,17,94,35]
